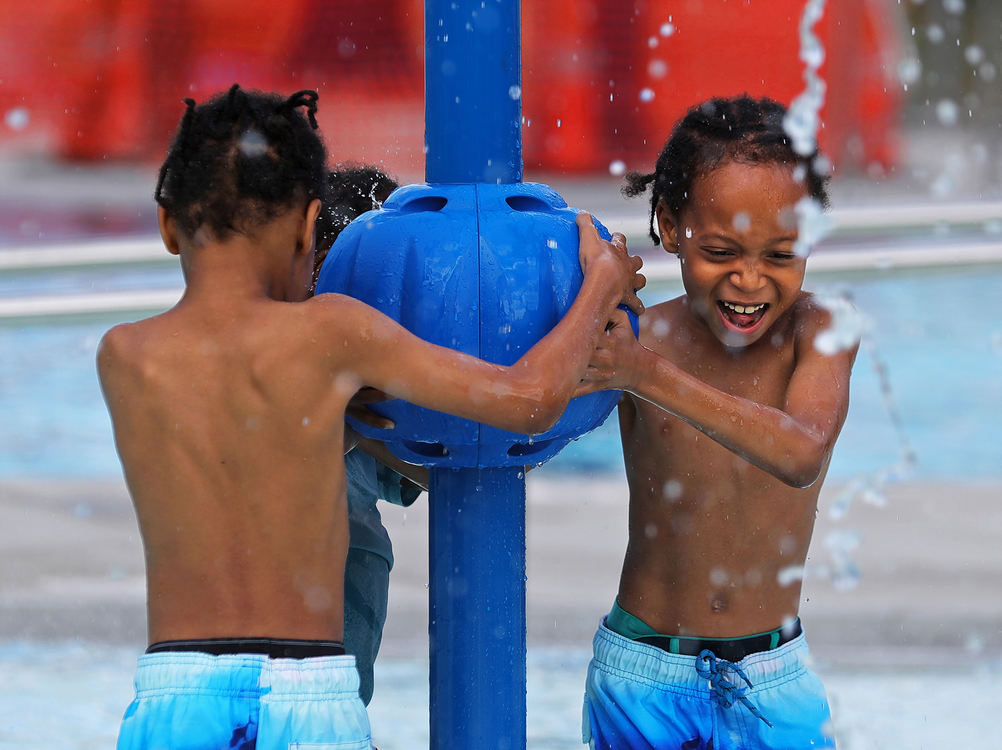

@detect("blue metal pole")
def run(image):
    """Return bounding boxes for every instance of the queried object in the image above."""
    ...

[429,467,526,750]
[425,1,526,747]
[425,0,522,184]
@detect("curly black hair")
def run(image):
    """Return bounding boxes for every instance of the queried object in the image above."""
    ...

[311,165,399,290]
[623,95,831,245]
[155,84,328,242]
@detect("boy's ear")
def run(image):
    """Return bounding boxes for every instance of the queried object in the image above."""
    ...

[298,198,323,256]
[157,206,181,256]
[654,199,679,253]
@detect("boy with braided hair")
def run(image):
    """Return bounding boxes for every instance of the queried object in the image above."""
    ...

[99,85,644,748]
[578,95,856,749]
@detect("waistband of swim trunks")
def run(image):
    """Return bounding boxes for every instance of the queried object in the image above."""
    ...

[146,637,345,659]
[635,620,803,662]
[592,618,810,689]
[606,600,802,662]
[133,650,359,697]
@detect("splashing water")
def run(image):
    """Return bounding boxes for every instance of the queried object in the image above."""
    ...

[823,529,862,590]
[813,289,865,356]
[823,302,918,585]
[793,195,834,258]
[784,0,835,265]
[783,0,826,158]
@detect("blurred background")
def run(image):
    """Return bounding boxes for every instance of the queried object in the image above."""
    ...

[0,0,999,181]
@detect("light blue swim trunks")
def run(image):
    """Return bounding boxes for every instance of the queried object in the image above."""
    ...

[583,618,835,750]
[116,651,371,750]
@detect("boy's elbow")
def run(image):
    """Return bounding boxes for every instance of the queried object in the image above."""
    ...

[507,382,567,435]
[781,443,828,488]
[783,469,820,490]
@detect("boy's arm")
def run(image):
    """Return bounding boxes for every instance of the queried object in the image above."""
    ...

[582,306,858,488]
[316,214,643,436]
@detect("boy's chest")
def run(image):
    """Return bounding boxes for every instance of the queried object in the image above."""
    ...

[644,320,796,407]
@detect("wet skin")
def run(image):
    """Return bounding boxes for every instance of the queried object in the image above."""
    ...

[98,207,643,645]
[581,161,858,638]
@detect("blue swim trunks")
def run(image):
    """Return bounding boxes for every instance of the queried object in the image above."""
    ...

[583,618,835,750]
[116,650,371,750]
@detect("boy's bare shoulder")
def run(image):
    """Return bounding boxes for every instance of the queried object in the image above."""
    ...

[791,290,840,327]
[96,318,154,375]
[638,295,686,332]
[304,292,396,337]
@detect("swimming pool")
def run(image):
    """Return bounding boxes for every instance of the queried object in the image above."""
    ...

[1,260,1000,482]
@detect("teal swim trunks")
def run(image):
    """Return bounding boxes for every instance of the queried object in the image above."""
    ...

[116,650,371,750]
[583,615,835,750]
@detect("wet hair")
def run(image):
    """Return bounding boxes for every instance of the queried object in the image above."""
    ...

[155,84,328,242]
[312,166,399,287]
[623,95,831,245]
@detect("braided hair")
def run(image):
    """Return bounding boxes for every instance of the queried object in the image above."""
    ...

[155,84,328,242]
[623,95,831,245]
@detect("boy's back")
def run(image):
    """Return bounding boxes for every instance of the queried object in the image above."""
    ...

[102,85,642,750]
[100,289,357,643]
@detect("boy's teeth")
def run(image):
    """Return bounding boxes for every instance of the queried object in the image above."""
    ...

[723,301,764,314]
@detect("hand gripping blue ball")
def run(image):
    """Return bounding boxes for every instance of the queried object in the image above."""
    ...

[315,181,640,469]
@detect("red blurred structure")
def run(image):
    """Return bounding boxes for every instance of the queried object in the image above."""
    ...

[0,0,902,176]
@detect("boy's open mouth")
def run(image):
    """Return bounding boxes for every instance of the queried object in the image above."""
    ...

[718,300,769,330]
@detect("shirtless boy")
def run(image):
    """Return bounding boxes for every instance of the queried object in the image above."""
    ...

[97,85,642,749]
[578,96,857,749]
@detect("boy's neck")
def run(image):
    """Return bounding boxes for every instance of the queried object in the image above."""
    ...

[178,235,302,304]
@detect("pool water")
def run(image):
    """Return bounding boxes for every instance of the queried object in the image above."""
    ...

[2,263,999,482]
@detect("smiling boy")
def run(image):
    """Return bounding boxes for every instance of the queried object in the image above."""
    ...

[577,96,858,749]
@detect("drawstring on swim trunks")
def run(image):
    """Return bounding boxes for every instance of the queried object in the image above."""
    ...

[695,649,774,728]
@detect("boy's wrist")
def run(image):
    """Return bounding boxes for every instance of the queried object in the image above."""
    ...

[629,344,659,395]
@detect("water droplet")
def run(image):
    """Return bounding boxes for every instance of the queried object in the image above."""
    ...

[662,479,683,501]
[238,129,269,158]
[936,99,959,126]
[659,22,675,37]
[896,58,922,86]
[684,227,693,239]
[638,88,655,103]
[647,59,668,79]
[4,107,29,131]
[608,160,626,176]
[508,85,521,100]
[732,211,751,232]
[777,565,804,587]
[964,45,984,66]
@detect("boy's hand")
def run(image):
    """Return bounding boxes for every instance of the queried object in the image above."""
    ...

[346,387,395,430]
[575,309,643,396]
[576,212,646,316]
